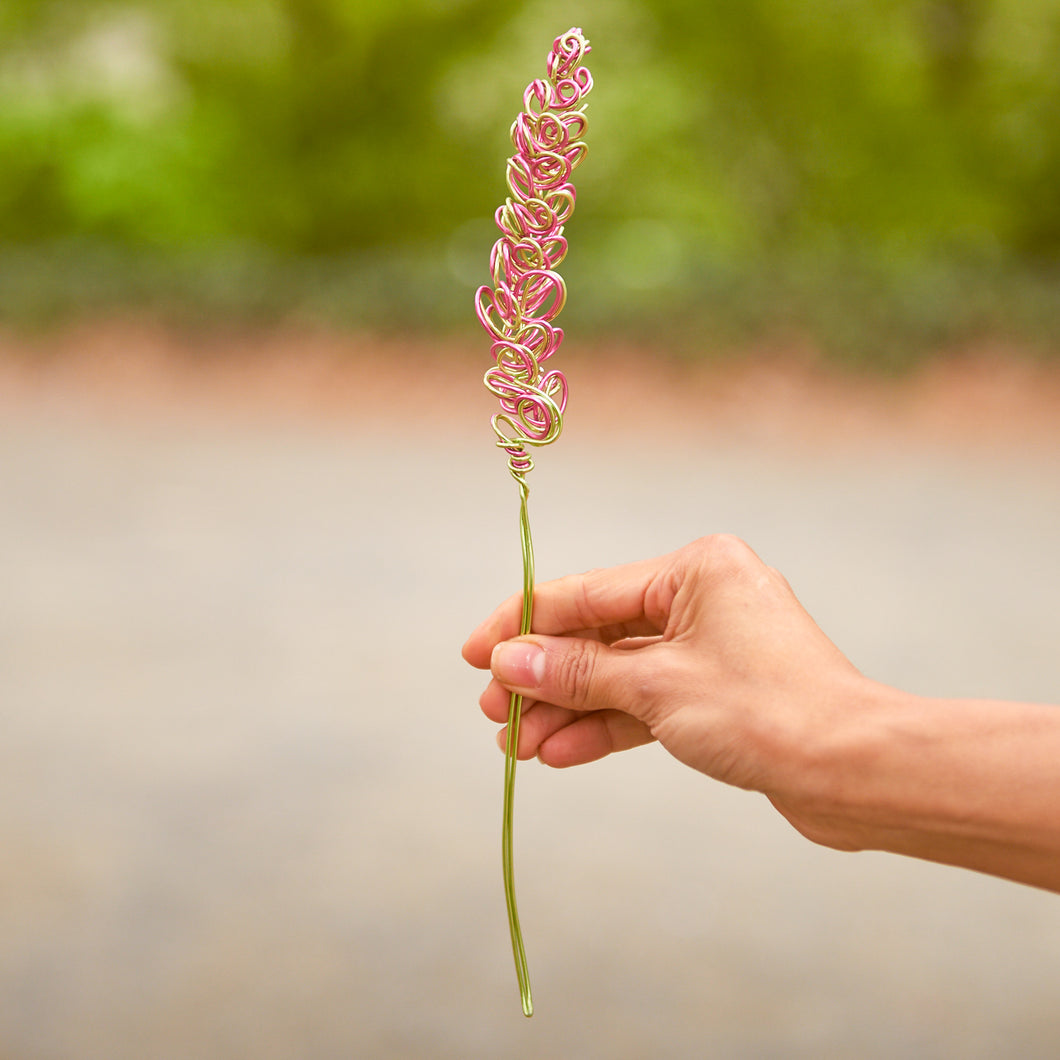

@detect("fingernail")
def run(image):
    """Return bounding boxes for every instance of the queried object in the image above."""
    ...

[491,641,545,689]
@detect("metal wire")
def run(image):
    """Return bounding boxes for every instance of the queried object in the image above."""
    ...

[474,26,593,1018]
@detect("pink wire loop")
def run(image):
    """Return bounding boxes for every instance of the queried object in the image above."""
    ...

[515,320,564,364]
[547,29,590,79]
[476,28,591,480]
[491,339,538,378]
[475,283,516,340]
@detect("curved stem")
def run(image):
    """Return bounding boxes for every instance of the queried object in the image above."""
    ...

[502,477,534,1017]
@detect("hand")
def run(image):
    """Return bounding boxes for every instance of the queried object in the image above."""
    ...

[463,535,868,804]
[465,534,1060,891]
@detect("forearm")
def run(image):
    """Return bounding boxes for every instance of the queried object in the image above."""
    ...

[787,682,1060,892]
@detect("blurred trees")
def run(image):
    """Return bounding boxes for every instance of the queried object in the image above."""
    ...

[1,0,1058,359]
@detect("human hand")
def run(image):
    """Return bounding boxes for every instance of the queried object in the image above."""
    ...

[463,535,870,809]
[465,534,1060,890]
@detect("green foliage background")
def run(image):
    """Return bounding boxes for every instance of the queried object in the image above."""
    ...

[2,0,1059,363]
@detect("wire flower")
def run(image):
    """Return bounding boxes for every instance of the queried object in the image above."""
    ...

[476,26,592,483]
[474,26,592,1018]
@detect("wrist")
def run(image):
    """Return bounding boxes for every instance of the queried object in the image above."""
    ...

[778,681,1060,891]
[769,676,920,854]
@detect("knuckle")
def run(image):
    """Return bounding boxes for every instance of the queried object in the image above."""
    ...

[766,564,793,592]
[629,664,664,716]
[685,533,756,578]
[552,641,596,705]
[574,576,600,630]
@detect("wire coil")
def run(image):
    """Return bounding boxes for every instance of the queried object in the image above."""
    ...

[475,27,593,482]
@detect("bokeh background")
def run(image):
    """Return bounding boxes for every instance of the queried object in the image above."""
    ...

[3,0,1060,361]
[3,2,1060,1057]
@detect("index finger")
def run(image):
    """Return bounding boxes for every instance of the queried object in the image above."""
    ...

[462,552,673,669]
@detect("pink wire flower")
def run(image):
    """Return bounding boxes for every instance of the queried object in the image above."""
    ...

[473,27,593,1018]
[476,27,593,481]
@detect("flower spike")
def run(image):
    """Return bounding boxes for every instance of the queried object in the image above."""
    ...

[474,27,592,1018]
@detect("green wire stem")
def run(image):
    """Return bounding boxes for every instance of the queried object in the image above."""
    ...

[503,476,534,1017]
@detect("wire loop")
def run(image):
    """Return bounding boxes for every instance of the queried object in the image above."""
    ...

[476,27,592,485]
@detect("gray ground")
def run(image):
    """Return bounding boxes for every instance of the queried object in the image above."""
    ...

[2,389,1060,1059]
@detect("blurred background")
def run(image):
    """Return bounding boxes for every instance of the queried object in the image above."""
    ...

[3,2,1060,1058]
[2,0,1060,361]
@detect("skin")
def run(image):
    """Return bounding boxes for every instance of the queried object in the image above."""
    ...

[463,535,1060,893]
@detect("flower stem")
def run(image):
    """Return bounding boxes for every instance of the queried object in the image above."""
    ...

[503,478,534,1017]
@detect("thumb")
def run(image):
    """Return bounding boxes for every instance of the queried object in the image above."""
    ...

[490,635,637,716]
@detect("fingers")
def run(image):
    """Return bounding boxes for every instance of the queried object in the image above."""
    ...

[463,595,524,669]
[538,712,654,767]
[531,558,671,640]
[481,657,657,766]
[496,701,578,759]
[480,679,586,758]
[490,633,654,721]
[479,677,518,724]
[496,703,655,765]
[462,552,676,669]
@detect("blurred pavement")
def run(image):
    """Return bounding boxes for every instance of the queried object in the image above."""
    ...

[2,378,1060,1058]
